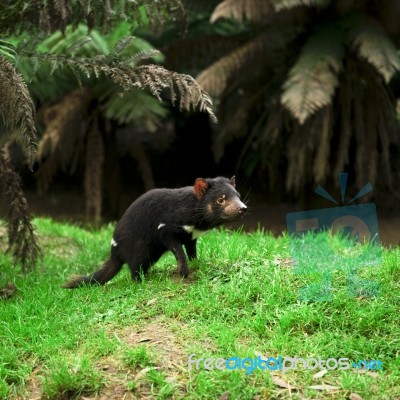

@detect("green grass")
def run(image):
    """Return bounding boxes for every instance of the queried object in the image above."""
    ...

[0,217,399,399]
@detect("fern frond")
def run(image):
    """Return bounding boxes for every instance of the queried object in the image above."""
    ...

[96,85,168,125]
[0,56,37,167]
[163,32,252,74]
[211,0,273,23]
[0,149,42,272]
[281,26,344,124]
[113,36,136,56]
[36,89,89,161]
[124,50,163,66]
[141,0,187,33]
[351,17,400,83]
[0,40,17,61]
[272,0,330,12]
[35,88,92,190]
[38,24,111,56]
[0,0,187,35]
[125,65,217,122]
[196,33,268,97]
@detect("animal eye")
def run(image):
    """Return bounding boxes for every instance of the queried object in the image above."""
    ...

[217,197,225,204]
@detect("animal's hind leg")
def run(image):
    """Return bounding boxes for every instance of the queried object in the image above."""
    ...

[127,260,150,281]
[126,253,158,282]
[129,264,142,281]
[184,239,197,260]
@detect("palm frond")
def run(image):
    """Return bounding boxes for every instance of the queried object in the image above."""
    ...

[281,26,344,124]
[196,33,268,97]
[211,0,273,23]
[202,24,299,161]
[272,0,330,12]
[351,16,400,83]
[163,33,252,74]
[0,56,37,167]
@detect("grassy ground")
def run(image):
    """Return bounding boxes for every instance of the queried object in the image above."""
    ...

[0,218,399,400]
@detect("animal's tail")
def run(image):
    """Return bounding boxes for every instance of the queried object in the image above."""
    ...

[62,257,123,289]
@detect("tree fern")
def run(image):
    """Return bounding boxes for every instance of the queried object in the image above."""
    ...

[0,0,187,34]
[0,1,220,271]
[189,0,400,196]
[272,0,330,11]
[84,112,104,228]
[281,26,344,124]
[95,84,168,126]
[26,24,216,227]
[16,28,217,121]
[163,32,251,75]
[0,56,37,167]
[313,107,331,182]
[35,88,93,191]
[210,0,273,23]
[0,149,42,272]
[196,33,269,96]
[351,16,400,83]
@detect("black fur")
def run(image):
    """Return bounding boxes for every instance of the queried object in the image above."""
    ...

[63,176,247,288]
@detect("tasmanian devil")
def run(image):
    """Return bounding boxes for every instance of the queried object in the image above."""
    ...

[63,176,247,288]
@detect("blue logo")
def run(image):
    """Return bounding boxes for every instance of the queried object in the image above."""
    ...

[286,173,381,301]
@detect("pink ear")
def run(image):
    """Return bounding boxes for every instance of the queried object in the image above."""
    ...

[194,178,208,199]
[230,176,236,188]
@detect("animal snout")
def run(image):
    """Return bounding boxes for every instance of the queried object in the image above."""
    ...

[224,200,248,219]
[237,203,247,214]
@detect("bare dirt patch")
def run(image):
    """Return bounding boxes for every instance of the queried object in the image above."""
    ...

[83,358,136,400]
[0,224,80,261]
[168,268,199,285]
[19,319,189,400]
[116,319,186,371]
[38,234,81,259]
[23,367,42,400]
[79,318,190,400]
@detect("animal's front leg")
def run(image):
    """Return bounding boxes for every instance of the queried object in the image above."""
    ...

[169,243,189,277]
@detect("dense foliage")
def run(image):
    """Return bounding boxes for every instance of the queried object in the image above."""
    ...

[164,0,400,193]
[0,0,216,270]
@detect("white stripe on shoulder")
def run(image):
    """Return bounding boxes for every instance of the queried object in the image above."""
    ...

[158,223,166,229]
[111,238,118,247]
[182,225,206,239]
[182,225,194,233]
